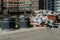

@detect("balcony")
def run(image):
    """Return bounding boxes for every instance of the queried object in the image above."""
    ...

[19,6,25,10]
[57,9,60,11]
[57,7,60,10]
[32,6,38,11]
[25,5,31,11]
[32,1,38,5]
[32,0,39,1]
[57,4,60,6]
[25,0,32,4]
[8,4,18,7]
[57,1,60,3]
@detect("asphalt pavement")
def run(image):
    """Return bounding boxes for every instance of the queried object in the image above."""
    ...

[0,28,60,40]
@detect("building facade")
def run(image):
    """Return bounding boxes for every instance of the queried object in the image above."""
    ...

[39,0,46,9]
[56,0,60,14]
[46,0,55,11]
[0,0,1,12]
[1,0,39,15]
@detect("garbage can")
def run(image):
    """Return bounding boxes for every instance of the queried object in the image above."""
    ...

[25,17,30,27]
[24,14,30,27]
[1,17,11,30]
[18,17,30,28]
[1,17,16,30]
[57,14,60,23]
[10,17,15,29]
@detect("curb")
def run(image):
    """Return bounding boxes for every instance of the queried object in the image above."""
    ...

[0,27,47,37]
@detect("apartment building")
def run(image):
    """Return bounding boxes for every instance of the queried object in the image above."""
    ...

[1,0,39,15]
[0,0,3,15]
[55,0,60,14]
[46,0,55,11]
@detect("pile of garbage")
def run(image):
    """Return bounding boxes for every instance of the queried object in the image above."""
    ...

[30,9,57,28]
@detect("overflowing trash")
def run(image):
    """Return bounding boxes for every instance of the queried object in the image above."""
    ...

[30,9,57,28]
[0,9,59,30]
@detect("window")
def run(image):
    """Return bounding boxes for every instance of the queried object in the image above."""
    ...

[57,9,60,11]
[14,7,19,10]
[52,6,54,7]
[19,2,25,4]
[19,6,25,10]
[14,2,19,4]
[33,6,37,10]
[48,0,50,2]
[57,7,60,10]
[9,7,18,10]
[0,2,1,5]
[0,8,1,12]
[25,5,31,9]
[51,9,54,10]
[48,6,50,8]
[57,0,60,1]
[9,2,13,4]
[48,8,50,10]
[33,1,37,4]
[52,3,54,5]
[57,1,60,3]
[57,11,60,13]
[57,4,60,7]
[32,0,37,1]
[3,2,7,5]
[3,2,6,4]
[9,7,13,9]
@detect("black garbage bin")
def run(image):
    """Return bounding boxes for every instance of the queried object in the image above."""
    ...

[10,17,15,29]
[1,17,11,30]
[18,16,30,28]
[1,17,16,30]
[24,14,30,26]
[57,14,60,23]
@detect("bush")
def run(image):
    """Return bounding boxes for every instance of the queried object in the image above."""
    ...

[15,18,18,26]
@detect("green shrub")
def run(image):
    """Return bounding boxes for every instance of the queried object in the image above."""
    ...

[15,19,18,26]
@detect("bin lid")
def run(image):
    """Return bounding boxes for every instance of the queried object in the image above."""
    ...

[2,17,11,21]
[18,17,28,22]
